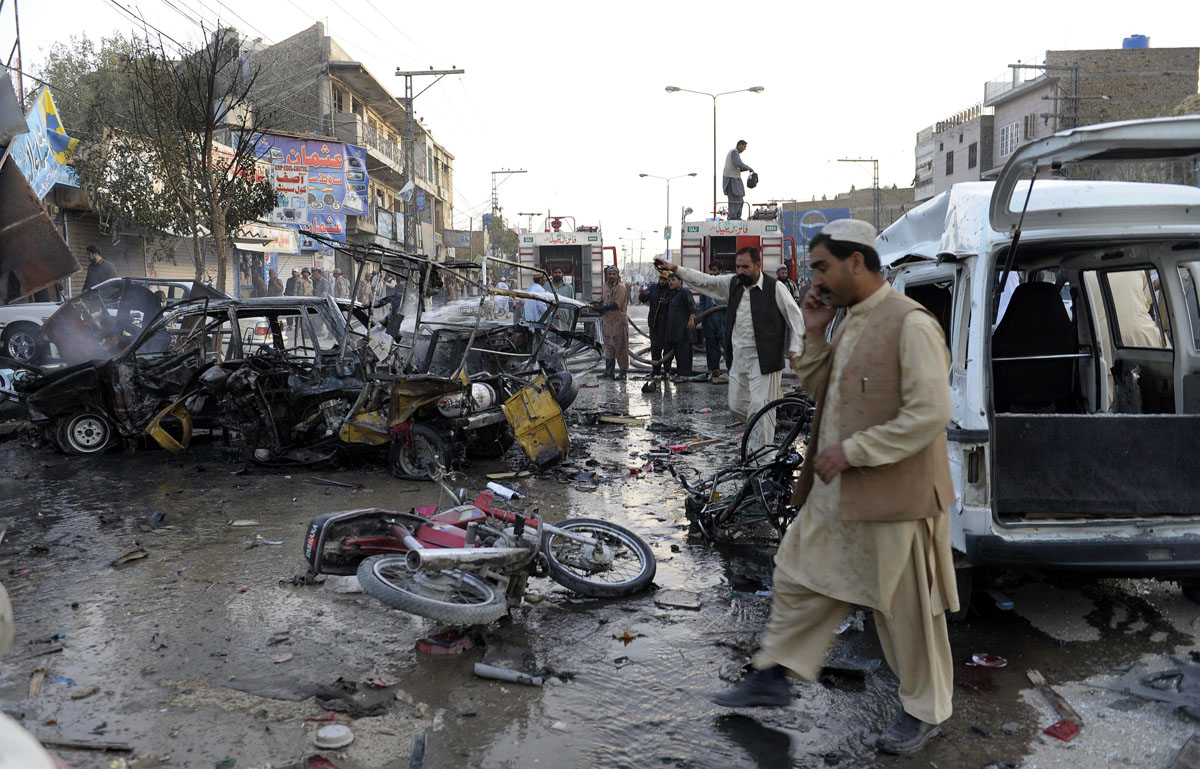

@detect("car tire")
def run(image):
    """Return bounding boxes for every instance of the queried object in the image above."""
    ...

[387,423,450,480]
[1,322,45,364]
[55,412,114,455]
[548,371,579,411]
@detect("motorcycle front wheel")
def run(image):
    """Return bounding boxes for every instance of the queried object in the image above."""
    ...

[356,555,508,625]
[543,519,656,598]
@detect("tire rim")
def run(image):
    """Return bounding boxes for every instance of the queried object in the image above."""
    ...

[68,415,108,452]
[373,560,496,606]
[548,524,647,586]
[399,436,440,476]
[7,331,35,362]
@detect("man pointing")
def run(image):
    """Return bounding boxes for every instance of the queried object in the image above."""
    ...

[655,247,804,456]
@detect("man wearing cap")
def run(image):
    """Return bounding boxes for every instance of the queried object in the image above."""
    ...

[592,265,629,380]
[709,219,958,759]
[656,245,803,456]
[723,140,754,221]
[776,264,801,304]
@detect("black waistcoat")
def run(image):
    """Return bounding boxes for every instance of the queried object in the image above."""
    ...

[725,273,787,375]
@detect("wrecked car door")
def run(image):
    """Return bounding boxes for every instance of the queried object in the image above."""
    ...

[110,307,236,434]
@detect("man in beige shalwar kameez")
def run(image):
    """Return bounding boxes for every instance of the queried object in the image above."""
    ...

[712,218,958,757]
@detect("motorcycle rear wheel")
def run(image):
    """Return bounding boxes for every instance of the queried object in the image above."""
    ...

[544,518,656,598]
[357,555,508,625]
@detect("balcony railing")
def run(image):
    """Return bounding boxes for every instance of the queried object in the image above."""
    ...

[331,112,404,171]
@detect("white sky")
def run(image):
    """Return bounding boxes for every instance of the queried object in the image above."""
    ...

[8,0,1199,258]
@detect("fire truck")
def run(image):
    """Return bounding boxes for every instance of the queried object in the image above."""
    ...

[516,216,616,300]
[677,207,797,278]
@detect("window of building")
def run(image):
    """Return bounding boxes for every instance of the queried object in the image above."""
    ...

[333,89,344,113]
[999,121,1020,157]
[945,151,954,175]
[968,142,978,169]
[1023,114,1036,141]
[938,141,943,151]
[959,133,964,144]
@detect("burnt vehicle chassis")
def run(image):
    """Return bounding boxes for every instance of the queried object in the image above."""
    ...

[305,232,579,480]
[20,296,369,459]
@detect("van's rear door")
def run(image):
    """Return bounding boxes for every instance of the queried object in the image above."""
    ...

[990,115,1200,234]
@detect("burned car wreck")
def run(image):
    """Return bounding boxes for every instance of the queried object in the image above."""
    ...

[311,234,584,480]
[20,295,369,460]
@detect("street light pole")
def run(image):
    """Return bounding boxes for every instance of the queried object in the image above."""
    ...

[395,67,465,252]
[639,172,697,261]
[665,86,764,219]
[625,228,658,269]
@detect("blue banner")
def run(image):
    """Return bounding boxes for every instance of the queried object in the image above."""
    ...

[10,87,79,199]
[251,134,369,226]
[780,207,852,244]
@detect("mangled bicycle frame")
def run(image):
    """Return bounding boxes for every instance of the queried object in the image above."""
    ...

[301,231,574,479]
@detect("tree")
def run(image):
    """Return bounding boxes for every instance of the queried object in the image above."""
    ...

[488,214,519,258]
[35,29,278,292]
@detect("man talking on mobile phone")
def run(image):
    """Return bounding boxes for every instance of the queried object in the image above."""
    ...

[709,218,958,758]
[655,247,804,457]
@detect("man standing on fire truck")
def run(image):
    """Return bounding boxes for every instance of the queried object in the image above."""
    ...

[723,140,754,220]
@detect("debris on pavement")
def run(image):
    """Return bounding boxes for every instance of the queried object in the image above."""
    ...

[1001,721,1020,734]
[1043,718,1080,742]
[322,575,363,594]
[309,477,361,490]
[409,732,427,769]
[599,415,644,426]
[110,548,149,567]
[272,653,294,664]
[313,723,355,749]
[654,589,701,610]
[1028,668,1083,727]
[835,610,866,634]
[486,471,531,480]
[28,667,45,696]
[968,653,1008,668]
[229,520,260,527]
[314,677,394,718]
[474,662,544,687]
[416,630,475,655]
[35,736,132,753]
[1103,659,1200,718]
[69,685,100,699]
[1170,733,1200,769]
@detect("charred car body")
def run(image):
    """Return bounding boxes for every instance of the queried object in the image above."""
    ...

[21,295,368,458]
[309,233,579,480]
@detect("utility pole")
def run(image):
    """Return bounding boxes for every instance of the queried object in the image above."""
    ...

[838,157,880,233]
[517,212,542,233]
[395,67,464,253]
[488,169,526,256]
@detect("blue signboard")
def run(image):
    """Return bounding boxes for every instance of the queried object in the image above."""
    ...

[415,189,426,213]
[251,134,369,226]
[300,213,347,250]
[780,207,853,244]
[10,88,79,199]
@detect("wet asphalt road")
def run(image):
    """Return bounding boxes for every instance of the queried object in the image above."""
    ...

[3,375,1200,769]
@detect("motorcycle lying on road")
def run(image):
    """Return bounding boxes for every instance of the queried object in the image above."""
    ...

[303,483,656,624]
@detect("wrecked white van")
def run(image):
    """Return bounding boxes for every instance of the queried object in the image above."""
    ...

[877,115,1200,609]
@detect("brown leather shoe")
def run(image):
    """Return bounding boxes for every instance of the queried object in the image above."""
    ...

[875,711,942,755]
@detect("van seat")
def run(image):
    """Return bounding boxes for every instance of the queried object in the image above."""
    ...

[992,282,1076,412]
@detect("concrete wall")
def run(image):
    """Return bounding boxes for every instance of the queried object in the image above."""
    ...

[1046,46,1200,127]
[247,24,330,137]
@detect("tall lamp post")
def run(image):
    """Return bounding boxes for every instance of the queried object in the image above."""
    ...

[639,172,696,261]
[665,85,764,219]
[628,225,657,269]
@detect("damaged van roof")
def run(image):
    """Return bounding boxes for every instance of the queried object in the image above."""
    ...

[877,179,1200,268]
